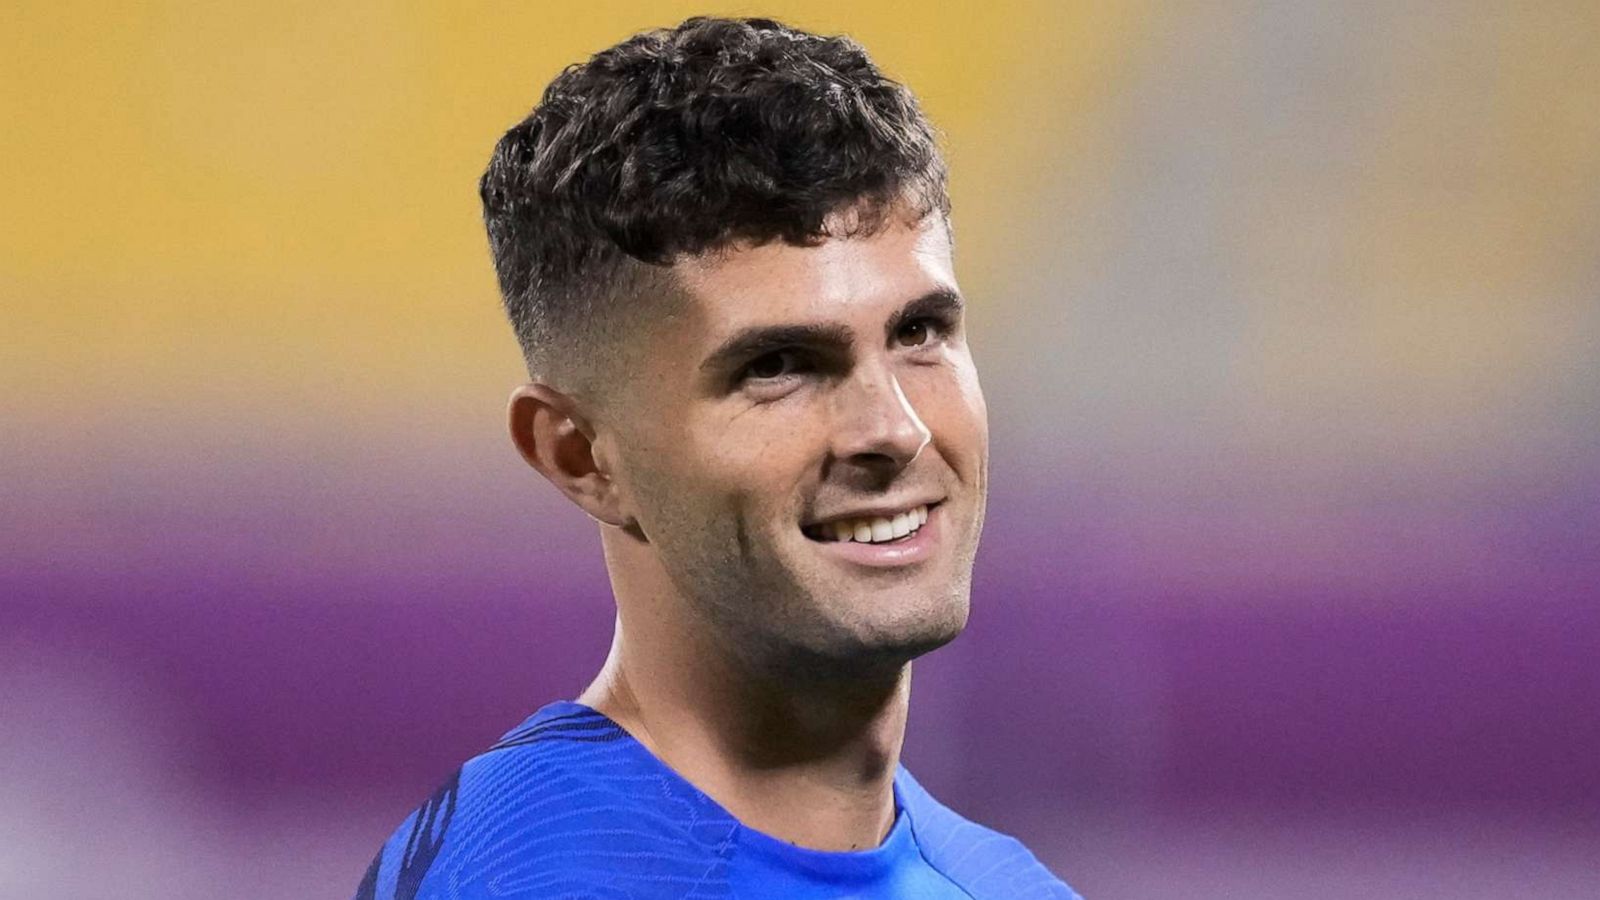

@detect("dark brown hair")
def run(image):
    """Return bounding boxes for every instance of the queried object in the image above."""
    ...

[480,16,949,377]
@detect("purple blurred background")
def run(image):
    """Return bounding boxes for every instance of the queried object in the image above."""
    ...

[5,3,1598,898]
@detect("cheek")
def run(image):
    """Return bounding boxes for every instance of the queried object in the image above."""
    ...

[909,359,988,452]
[613,415,719,534]
[672,408,820,520]
[959,363,988,442]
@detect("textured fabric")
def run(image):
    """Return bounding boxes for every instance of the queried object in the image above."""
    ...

[356,702,1081,899]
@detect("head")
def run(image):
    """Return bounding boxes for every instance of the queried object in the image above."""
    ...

[487,17,987,681]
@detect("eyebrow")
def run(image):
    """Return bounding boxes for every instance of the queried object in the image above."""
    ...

[699,287,965,375]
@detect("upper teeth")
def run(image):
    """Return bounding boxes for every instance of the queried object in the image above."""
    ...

[810,504,930,544]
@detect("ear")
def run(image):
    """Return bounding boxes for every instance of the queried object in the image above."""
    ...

[508,383,629,528]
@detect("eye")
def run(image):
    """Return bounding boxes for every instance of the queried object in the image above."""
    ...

[740,349,806,382]
[895,317,942,348]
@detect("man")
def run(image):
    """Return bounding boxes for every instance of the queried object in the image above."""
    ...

[356,16,1080,899]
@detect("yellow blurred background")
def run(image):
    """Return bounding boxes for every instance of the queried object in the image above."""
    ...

[4,1,1141,412]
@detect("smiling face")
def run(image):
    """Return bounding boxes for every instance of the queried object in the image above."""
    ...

[600,208,988,677]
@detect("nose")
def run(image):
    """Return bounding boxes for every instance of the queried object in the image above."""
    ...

[830,360,932,474]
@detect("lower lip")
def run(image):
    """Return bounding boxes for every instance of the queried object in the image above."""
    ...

[807,505,942,569]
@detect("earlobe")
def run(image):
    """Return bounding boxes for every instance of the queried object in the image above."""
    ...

[507,383,630,528]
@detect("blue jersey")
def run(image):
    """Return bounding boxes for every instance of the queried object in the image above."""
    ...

[355,701,1081,899]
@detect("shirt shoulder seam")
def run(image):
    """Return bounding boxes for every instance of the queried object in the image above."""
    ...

[903,805,981,900]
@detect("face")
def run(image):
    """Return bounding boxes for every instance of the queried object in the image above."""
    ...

[605,211,988,676]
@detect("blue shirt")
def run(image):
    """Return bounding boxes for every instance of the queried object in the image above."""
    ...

[355,701,1081,899]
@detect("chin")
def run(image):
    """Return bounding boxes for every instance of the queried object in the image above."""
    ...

[819,587,971,667]
[751,608,965,686]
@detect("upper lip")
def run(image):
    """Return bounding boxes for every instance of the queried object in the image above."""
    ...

[804,498,943,527]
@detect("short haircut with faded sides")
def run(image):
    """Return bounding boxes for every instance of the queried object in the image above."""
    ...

[479,15,950,386]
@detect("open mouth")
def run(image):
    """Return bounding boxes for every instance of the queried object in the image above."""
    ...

[801,503,936,545]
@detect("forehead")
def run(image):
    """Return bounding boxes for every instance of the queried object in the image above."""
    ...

[670,214,956,338]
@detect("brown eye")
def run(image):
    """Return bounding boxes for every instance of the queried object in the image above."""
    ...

[745,351,793,380]
[896,320,930,347]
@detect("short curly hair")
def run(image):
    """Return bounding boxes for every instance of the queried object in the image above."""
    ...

[479,16,950,382]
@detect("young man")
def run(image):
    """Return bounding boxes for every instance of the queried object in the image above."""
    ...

[356,16,1080,899]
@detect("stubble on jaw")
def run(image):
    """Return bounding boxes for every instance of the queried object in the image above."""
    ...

[690,537,975,691]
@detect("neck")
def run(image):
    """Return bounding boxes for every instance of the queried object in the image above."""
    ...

[578,609,910,852]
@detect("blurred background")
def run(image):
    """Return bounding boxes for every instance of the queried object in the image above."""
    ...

[5,2,1598,898]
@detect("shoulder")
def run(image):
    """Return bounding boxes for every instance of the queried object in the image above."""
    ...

[354,704,738,900]
[896,768,1085,900]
